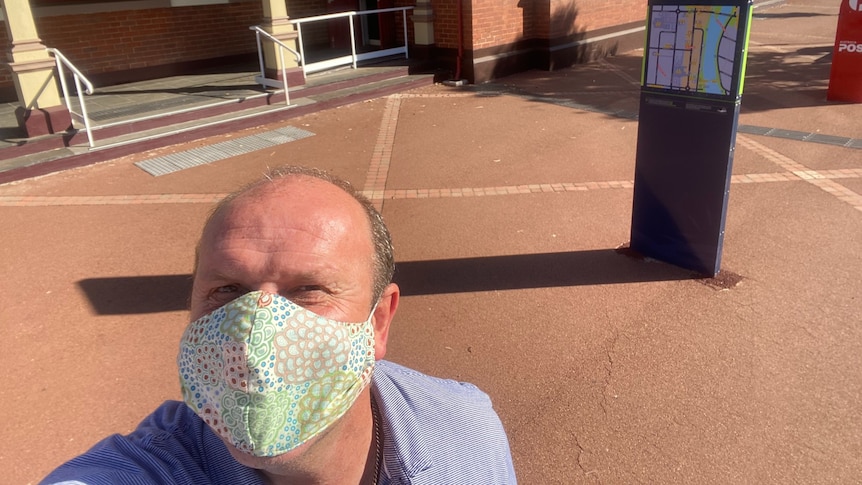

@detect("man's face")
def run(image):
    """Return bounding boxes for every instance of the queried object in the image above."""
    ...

[190,176,377,330]
[187,176,398,472]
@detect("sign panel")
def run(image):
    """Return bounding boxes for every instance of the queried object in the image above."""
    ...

[643,4,747,100]
[630,0,752,276]
[631,97,740,275]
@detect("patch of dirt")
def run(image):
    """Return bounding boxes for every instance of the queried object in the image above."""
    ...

[615,242,744,290]
[698,270,744,290]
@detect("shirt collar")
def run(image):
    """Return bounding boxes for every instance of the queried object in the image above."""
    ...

[372,364,433,484]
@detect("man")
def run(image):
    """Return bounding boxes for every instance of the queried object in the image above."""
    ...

[42,165,517,484]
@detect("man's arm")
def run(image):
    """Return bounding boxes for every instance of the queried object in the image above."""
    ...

[40,401,261,485]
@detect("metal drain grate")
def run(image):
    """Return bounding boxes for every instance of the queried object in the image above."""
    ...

[135,126,315,176]
[738,125,860,148]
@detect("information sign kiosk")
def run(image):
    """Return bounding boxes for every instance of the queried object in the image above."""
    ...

[630,0,753,276]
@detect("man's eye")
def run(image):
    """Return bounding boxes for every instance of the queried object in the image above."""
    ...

[296,285,323,293]
[290,286,328,304]
[210,285,246,303]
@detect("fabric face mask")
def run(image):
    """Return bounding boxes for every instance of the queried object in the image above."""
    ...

[177,290,376,456]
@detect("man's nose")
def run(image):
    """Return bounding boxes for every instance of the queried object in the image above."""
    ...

[253,283,281,296]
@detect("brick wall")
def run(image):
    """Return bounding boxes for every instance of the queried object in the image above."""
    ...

[471,0,525,49]
[0,0,263,97]
[433,0,471,49]
[570,0,646,32]
[465,0,646,49]
[0,0,645,100]
[395,0,415,47]
[37,1,262,74]
[462,0,647,83]
[289,0,329,48]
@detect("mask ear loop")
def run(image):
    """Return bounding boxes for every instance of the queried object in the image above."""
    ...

[367,301,380,324]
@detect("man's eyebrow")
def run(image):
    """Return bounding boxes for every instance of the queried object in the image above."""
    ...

[204,261,336,284]
[199,257,247,282]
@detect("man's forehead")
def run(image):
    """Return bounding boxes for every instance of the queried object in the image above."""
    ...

[214,176,350,219]
[200,176,372,253]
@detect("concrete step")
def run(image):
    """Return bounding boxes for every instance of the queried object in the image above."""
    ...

[0,69,434,185]
[86,100,305,151]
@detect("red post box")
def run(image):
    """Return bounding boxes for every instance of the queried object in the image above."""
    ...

[827,0,862,102]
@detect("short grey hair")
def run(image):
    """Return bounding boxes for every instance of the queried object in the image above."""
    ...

[197,165,395,305]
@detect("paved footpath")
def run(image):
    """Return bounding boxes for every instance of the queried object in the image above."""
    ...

[2,1,861,483]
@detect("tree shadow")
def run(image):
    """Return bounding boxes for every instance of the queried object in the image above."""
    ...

[471,0,626,82]
[460,0,844,115]
[740,46,836,112]
[475,31,841,118]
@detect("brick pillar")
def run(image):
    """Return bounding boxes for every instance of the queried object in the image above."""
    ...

[411,0,435,63]
[260,0,304,87]
[413,0,435,45]
[2,0,71,137]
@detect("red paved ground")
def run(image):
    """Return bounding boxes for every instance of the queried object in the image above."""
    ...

[2,1,861,483]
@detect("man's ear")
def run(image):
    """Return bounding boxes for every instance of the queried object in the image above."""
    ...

[372,283,399,360]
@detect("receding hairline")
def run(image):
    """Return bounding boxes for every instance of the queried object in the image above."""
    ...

[196,173,372,262]
[222,173,368,218]
[193,167,395,305]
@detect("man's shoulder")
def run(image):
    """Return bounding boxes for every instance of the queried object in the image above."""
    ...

[373,361,517,484]
[374,360,492,405]
[373,360,502,435]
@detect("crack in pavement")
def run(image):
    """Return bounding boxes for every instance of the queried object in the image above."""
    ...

[600,330,621,415]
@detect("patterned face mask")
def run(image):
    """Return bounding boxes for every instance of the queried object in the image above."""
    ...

[177,290,376,456]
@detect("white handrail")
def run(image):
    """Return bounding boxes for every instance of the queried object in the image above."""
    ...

[289,7,413,79]
[47,48,95,147]
[249,26,302,106]
[291,7,412,23]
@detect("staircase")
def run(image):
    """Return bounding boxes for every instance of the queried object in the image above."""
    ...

[0,59,437,185]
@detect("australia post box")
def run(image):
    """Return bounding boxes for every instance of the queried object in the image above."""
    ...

[827,0,862,102]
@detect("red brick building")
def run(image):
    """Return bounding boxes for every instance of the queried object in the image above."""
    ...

[1,0,646,132]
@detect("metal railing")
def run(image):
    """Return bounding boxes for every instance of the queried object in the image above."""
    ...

[290,7,413,78]
[249,26,302,106]
[47,48,95,147]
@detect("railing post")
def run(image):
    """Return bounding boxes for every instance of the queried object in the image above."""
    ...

[48,48,96,147]
[249,26,301,105]
[73,75,94,147]
[403,9,409,59]
[279,48,289,106]
[255,31,266,89]
[296,23,307,79]
[349,12,358,69]
[54,58,73,115]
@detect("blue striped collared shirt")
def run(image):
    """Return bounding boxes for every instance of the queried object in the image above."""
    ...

[42,360,517,484]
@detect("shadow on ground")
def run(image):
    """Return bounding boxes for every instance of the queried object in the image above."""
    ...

[78,249,700,314]
[78,274,193,315]
[395,249,699,296]
[485,38,839,117]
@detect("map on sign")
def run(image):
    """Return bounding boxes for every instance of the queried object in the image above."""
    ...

[644,5,741,97]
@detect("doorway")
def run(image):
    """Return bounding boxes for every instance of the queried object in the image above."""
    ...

[360,0,381,46]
